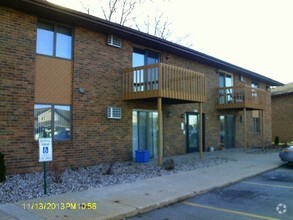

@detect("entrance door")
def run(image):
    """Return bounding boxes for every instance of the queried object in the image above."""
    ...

[133,111,158,158]
[186,113,205,153]
[220,115,235,148]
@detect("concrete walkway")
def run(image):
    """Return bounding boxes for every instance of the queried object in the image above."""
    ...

[0,149,283,220]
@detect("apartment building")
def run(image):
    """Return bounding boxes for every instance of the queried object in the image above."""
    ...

[0,0,283,174]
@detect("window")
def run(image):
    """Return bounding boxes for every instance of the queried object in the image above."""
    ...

[251,80,259,88]
[252,110,260,133]
[253,117,260,133]
[239,75,245,82]
[251,80,259,97]
[34,104,71,141]
[36,21,72,59]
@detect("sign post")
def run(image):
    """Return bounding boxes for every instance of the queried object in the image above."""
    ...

[39,138,53,195]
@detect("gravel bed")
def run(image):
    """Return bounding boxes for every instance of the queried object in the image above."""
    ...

[0,157,231,204]
[246,146,286,154]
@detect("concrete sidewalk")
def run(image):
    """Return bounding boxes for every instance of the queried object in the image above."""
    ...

[0,149,283,220]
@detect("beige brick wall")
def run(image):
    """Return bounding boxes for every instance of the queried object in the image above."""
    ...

[272,94,293,143]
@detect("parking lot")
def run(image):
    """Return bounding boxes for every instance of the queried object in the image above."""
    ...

[129,164,293,220]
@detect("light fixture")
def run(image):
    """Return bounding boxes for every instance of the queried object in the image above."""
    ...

[78,88,85,94]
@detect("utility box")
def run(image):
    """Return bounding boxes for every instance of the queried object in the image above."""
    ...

[135,150,150,163]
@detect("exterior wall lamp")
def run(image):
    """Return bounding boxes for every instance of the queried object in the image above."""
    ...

[78,88,85,94]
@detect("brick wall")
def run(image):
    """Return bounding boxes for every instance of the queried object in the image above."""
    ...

[0,7,38,173]
[272,94,293,143]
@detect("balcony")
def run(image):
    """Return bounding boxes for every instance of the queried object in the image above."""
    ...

[216,85,267,110]
[123,63,206,103]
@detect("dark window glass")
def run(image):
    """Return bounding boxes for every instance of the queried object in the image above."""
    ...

[253,117,260,133]
[34,104,71,141]
[54,105,71,140]
[132,48,160,91]
[34,104,52,140]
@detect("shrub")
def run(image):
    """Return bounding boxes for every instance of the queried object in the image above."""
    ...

[0,152,6,182]
[50,163,64,183]
[103,163,114,175]
[274,136,279,146]
[163,159,175,171]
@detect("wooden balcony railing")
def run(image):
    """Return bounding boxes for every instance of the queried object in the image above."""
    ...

[216,85,267,110]
[123,63,206,103]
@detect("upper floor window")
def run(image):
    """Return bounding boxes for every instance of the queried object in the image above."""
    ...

[36,21,72,59]
[218,71,234,104]
[251,80,259,88]
[251,80,259,97]
[219,71,233,88]
[133,48,160,67]
[132,48,160,91]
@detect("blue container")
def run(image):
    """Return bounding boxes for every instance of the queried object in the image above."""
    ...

[135,150,150,163]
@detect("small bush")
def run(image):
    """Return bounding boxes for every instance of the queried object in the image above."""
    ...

[0,152,6,182]
[163,159,175,171]
[274,136,279,146]
[50,163,64,183]
[103,163,114,175]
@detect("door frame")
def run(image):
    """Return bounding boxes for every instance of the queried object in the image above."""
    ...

[132,109,158,159]
[219,115,235,148]
[185,112,205,153]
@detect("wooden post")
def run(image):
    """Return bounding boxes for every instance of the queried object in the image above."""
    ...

[261,110,265,149]
[157,97,163,165]
[244,108,247,152]
[199,102,203,159]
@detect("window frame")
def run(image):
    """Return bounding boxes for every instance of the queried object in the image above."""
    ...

[34,103,72,142]
[251,80,259,97]
[36,20,73,60]
[251,80,259,88]
[218,71,234,104]
[132,47,161,67]
[252,117,260,133]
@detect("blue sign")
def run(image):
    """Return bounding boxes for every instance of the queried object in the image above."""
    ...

[43,147,48,154]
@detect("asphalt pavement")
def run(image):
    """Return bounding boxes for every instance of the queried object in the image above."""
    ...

[129,164,293,220]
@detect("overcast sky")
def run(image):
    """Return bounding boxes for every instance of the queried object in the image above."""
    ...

[48,0,292,84]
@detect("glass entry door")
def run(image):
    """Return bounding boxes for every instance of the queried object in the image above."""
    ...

[219,72,234,104]
[186,113,205,153]
[220,115,235,148]
[132,48,160,92]
[133,111,158,158]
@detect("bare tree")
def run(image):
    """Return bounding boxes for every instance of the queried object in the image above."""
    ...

[79,0,90,14]
[78,0,193,47]
[133,12,172,40]
[80,0,142,25]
